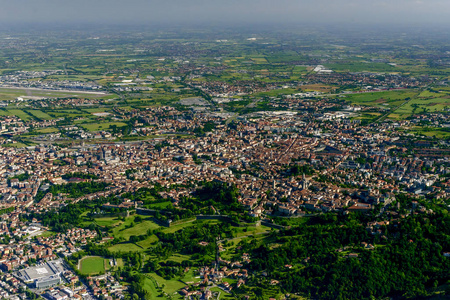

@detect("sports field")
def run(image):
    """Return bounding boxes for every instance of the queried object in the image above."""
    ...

[79,256,106,275]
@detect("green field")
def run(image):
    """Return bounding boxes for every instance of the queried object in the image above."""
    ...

[79,256,106,275]
[34,127,59,134]
[109,243,145,253]
[81,122,128,132]
[146,201,172,210]
[27,110,53,120]
[81,216,124,228]
[395,97,449,115]
[344,90,418,108]
[5,109,32,121]
[142,277,165,299]
[145,272,185,299]
[325,62,397,73]
[83,108,111,113]
[38,231,57,238]
[408,127,450,139]
[2,142,28,148]
[136,235,159,248]
[112,219,160,241]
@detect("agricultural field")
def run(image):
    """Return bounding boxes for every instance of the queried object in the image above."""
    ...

[408,126,450,139]
[46,109,92,119]
[4,109,32,121]
[27,110,53,120]
[301,84,336,93]
[324,62,397,73]
[395,97,449,116]
[344,90,419,108]
[33,127,59,134]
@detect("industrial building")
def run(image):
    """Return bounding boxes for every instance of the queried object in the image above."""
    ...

[15,260,64,289]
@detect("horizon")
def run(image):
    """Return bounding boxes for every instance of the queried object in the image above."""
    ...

[0,0,449,28]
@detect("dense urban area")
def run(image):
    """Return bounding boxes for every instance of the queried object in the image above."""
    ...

[0,25,448,300]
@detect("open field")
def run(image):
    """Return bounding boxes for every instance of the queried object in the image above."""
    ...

[46,109,92,118]
[325,62,397,73]
[109,243,145,253]
[83,107,111,113]
[301,84,337,93]
[142,277,165,300]
[4,109,32,120]
[113,219,160,241]
[34,127,59,134]
[79,256,106,275]
[146,201,172,209]
[27,110,53,120]
[136,235,159,248]
[145,272,185,299]
[2,142,29,148]
[38,231,57,238]
[408,127,450,139]
[91,216,123,227]
[395,97,449,115]
[81,122,128,132]
[344,90,418,108]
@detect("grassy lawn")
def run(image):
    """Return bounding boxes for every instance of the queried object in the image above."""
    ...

[82,108,111,113]
[180,269,201,284]
[233,225,271,238]
[113,219,161,241]
[146,201,172,209]
[146,272,186,297]
[161,219,200,234]
[277,217,310,226]
[163,253,192,264]
[81,121,128,132]
[38,230,57,237]
[79,256,105,275]
[116,258,124,267]
[2,142,28,148]
[89,216,123,227]
[142,277,166,299]
[109,243,144,253]
[209,287,235,299]
[136,235,159,248]
[34,127,59,134]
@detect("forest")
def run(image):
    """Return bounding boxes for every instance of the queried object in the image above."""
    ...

[240,212,450,299]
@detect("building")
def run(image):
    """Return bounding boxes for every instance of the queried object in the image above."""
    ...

[15,260,64,288]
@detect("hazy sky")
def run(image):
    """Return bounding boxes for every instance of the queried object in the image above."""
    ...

[0,0,448,26]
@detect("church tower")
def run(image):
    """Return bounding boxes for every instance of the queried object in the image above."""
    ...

[301,173,309,190]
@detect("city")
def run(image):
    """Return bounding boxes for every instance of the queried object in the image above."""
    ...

[0,7,448,300]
